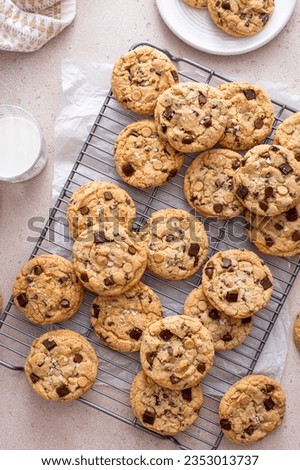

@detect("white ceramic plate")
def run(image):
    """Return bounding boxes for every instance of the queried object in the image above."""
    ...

[156,0,296,56]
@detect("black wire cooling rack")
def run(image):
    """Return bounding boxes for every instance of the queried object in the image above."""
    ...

[1,42,300,450]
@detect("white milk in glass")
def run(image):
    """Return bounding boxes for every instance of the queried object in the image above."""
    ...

[0,106,46,182]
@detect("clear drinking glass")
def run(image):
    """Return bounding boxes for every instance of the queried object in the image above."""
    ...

[0,105,47,182]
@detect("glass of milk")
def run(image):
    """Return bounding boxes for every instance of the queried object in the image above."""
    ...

[0,105,47,182]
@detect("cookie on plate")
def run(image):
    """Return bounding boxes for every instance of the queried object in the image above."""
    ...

[140,315,215,390]
[130,370,203,435]
[245,203,300,258]
[207,0,275,37]
[72,222,147,296]
[154,82,228,153]
[217,81,274,150]
[140,208,208,280]
[184,149,245,219]
[273,112,300,159]
[24,329,98,401]
[202,249,273,319]
[233,144,300,217]
[182,0,208,8]
[219,374,286,444]
[13,254,84,325]
[183,285,252,351]
[67,180,136,239]
[111,45,179,115]
[91,282,163,352]
[114,119,184,189]
[293,314,300,350]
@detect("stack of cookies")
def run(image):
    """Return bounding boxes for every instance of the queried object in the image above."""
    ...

[182,0,275,38]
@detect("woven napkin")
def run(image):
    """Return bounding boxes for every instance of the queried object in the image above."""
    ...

[0,0,76,52]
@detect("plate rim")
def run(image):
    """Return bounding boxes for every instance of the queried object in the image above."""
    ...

[156,0,297,56]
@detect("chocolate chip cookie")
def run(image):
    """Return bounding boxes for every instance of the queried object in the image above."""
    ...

[293,314,300,350]
[24,329,98,401]
[111,45,179,115]
[207,0,275,37]
[184,149,245,219]
[114,119,184,189]
[233,144,300,217]
[273,112,300,159]
[130,370,203,435]
[245,203,300,258]
[219,374,286,444]
[13,254,84,325]
[91,282,163,352]
[183,285,252,351]
[217,81,274,150]
[140,315,215,390]
[154,82,228,153]
[72,222,147,296]
[140,208,208,280]
[67,180,136,239]
[202,249,273,319]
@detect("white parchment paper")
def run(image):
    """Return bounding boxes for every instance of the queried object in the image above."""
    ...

[53,59,300,389]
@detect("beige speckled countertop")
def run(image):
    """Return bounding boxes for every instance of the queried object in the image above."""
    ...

[0,0,300,451]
